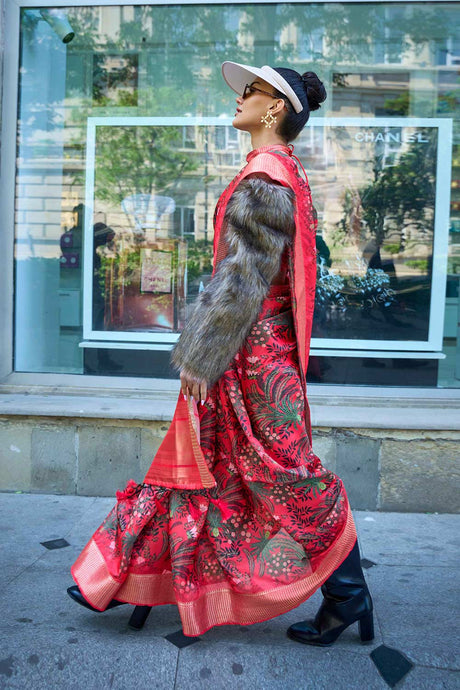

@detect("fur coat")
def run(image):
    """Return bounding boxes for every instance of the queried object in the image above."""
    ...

[171,176,295,386]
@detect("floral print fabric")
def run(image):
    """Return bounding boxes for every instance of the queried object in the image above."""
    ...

[90,286,350,609]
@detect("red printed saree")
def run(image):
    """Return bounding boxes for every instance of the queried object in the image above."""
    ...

[71,145,357,636]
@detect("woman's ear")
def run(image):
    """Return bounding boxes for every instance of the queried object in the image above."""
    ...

[271,98,287,115]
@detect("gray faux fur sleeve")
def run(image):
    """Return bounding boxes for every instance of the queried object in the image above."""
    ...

[171,176,295,385]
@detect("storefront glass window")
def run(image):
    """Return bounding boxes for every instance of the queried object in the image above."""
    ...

[14,2,460,386]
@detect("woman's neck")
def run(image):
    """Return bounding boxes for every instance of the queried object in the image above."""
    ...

[250,129,287,150]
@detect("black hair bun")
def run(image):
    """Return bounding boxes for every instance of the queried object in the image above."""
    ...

[301,72,327,111]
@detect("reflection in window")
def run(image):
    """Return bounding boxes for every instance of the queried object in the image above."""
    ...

[373,6,406,65]
[12,2,459,388]
[174,207,195,240]
[182,126,196,149]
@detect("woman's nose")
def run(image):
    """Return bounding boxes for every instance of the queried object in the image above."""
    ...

[236,95,243,105]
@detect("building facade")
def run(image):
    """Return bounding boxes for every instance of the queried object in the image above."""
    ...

[0,0,459,511]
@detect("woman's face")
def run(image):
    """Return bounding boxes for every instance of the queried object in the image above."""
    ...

[232,78,285,133]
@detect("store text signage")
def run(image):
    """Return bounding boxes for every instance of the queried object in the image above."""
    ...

[354,129,430,144]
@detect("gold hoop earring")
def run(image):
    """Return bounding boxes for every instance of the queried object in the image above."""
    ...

[261,109,277,129]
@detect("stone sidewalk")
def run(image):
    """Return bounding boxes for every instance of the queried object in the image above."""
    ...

[0,493,458,689]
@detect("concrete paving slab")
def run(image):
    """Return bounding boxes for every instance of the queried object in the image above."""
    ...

[0,493,98,542]
[77,427,141,496]
[365,564,456,608]
[64,497,114,547]
[0,423,32,491]
[0,494,99,588]
[0,553,183,640]
[0,560,25,586]
[0,493,458,689]
[364,564,459,670]
[379,438,460,513]
[174,640,389,690]
[396,665,460,689]
[0,627,178,690]
[54,601,184,642]
[335,436,380,510]
[0,551,44,591]
[0,551,92,634]
[376,607,459,671]
[31,427,77,494]
[354,511,459,567]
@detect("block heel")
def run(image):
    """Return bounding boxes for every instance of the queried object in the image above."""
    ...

[358,611,374,642]
[128,605,152,630]
[288,540,375,647]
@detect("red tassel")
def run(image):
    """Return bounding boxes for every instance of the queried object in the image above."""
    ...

[210,498,233,521]
[116,479,139,501]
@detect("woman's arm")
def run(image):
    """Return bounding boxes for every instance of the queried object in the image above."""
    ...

[171,176,295,392]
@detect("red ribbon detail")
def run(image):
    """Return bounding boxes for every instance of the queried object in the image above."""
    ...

[210,498,233,521]
[155,497,167,515]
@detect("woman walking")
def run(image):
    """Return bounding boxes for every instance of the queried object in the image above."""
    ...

[68,61,374,646]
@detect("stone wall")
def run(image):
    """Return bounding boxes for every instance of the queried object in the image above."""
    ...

[1,415,459,513]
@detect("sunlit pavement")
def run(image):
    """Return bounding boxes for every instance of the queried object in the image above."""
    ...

[0,493,458,689]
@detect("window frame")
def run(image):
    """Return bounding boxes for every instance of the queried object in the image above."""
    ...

[1,0,459,402]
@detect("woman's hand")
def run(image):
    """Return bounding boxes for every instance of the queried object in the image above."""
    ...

[180,369,208,406]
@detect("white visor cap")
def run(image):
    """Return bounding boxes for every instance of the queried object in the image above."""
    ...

[222,61,304,114]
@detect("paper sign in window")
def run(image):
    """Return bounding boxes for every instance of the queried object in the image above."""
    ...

[140,249,172,294]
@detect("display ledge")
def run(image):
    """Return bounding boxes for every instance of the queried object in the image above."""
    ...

[79,341,446,358]
[0,374,459,430]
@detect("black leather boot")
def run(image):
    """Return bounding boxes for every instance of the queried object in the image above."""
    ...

[287,540,374,647]
[67,585,126,612]
[67,586,153,630]
[128,606,153,630]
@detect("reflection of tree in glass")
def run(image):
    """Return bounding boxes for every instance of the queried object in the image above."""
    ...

[274,3,452,66]
[341,130,436,252]
[185,240,213,284]
[383,92,410,116]
[64,3,456,123]
[94,125,197,217]
[92,54,138,107]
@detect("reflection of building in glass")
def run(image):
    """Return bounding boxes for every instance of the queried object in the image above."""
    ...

[10,2,459,384]
[16,4,459,255]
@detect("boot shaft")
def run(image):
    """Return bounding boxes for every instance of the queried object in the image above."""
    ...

[321,539,369,598]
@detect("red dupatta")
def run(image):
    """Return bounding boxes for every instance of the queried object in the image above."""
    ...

[144,144,317,489]
[214,144,318,406]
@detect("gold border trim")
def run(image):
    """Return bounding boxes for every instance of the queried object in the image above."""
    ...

[72,502,357,636]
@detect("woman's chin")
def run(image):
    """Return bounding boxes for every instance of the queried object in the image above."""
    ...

[232,118,248,132]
